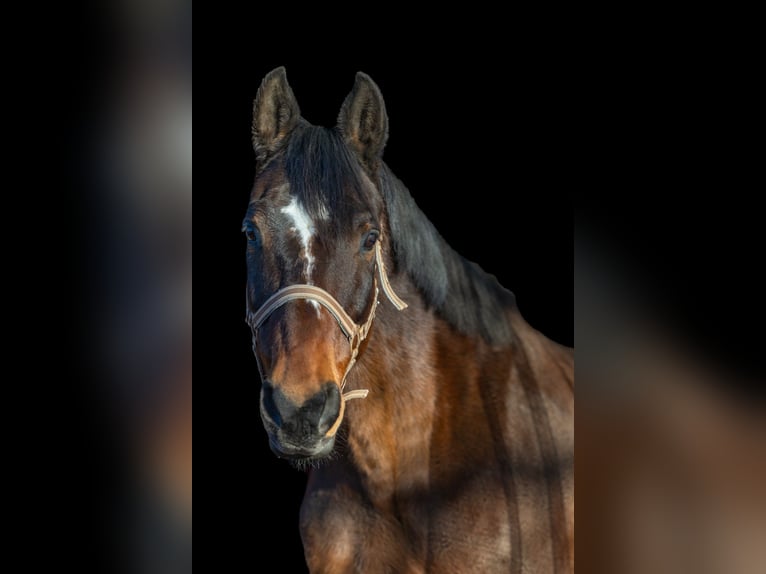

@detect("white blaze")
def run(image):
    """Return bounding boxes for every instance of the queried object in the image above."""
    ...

[281,196,319,315]
[281,197,316,279]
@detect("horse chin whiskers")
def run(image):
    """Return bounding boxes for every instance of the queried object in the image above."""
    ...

[287,448,339,472]
[268,431,338,464]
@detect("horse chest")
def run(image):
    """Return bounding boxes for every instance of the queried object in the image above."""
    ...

[301,480,514,573]
[304,423,521,569]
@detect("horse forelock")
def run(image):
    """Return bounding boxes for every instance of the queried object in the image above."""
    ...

[283,124,379,239]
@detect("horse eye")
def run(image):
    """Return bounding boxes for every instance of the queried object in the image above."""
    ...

[362,230,379,252]
[244,223,260,243]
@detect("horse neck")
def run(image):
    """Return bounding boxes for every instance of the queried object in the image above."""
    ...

[336,168,519,504]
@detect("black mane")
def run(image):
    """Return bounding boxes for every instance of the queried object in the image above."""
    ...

[380,166,516,346]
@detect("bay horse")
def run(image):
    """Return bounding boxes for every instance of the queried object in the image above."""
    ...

[244,67,573,573]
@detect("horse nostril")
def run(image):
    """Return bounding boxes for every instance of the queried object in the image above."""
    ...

[261,380,283,427]
[262,381,341,437]
[317,383,341,435]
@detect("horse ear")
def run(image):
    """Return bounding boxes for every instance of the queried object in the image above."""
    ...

[338,72,388,172]
[252,67,300,166]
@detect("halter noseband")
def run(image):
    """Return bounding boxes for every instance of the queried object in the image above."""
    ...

[247,240,407,436]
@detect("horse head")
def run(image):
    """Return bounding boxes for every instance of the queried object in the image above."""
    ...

[244,68,404,462]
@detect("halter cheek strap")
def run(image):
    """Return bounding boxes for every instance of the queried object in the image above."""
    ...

[247,240,407,436]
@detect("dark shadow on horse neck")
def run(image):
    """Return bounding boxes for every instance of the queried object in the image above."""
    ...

[379,164,517,347]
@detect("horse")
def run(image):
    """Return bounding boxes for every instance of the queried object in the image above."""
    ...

[244,67,574,573]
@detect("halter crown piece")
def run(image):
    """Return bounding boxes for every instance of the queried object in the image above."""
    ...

[247,238,407,430]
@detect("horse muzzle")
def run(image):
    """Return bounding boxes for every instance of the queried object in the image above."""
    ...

[259,380,341,459]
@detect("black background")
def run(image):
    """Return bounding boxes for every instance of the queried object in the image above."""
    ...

[200,37,573,571]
